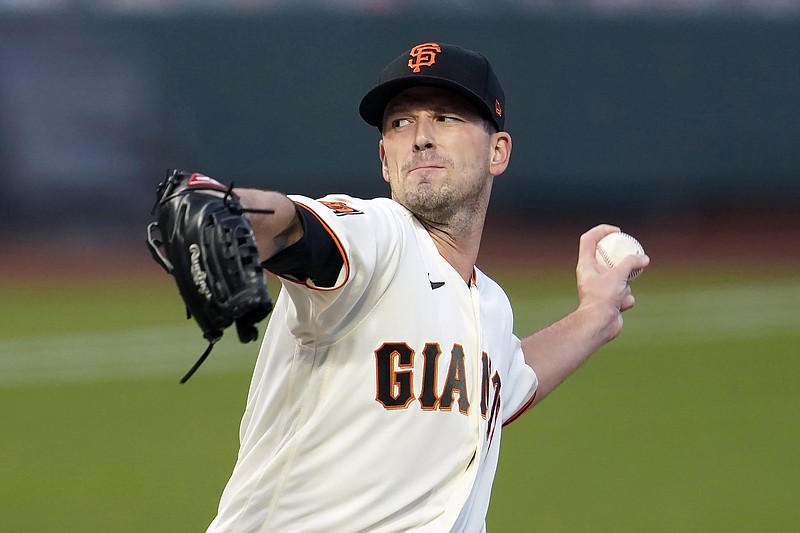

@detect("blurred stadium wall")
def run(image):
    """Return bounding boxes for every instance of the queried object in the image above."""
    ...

[0,2,797,243]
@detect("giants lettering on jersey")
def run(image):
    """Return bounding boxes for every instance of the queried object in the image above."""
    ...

[374,342,502,444]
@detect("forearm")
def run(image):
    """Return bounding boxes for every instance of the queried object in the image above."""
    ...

[235,188,303,261]
[521,224,649,406]
[522,302,621,406]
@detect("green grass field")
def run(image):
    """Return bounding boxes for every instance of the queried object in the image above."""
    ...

[1,266,798,532]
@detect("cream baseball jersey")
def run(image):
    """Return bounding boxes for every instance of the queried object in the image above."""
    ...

[206,195,538,532]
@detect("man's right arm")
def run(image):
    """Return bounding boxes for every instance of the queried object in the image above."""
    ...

[236,188,346,290]
[235,188,304,262]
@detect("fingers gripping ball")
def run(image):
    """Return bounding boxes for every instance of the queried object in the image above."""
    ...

[146,170,275,382]
[595,231,646,281]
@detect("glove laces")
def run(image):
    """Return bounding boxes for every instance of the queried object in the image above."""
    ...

[180,340,217,384]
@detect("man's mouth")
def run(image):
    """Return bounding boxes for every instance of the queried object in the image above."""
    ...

[407,160,447,174]
[404,156,448,174]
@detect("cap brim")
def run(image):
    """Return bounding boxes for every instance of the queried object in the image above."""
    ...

[359,76,494,130]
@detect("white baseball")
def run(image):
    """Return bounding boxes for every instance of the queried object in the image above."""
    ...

[595,231,646,281]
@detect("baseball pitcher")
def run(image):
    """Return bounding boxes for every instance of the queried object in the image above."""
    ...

[148,42,648,532]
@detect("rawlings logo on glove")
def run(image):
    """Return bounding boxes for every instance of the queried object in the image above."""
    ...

[146,169,274,382]
[189,243,213,301]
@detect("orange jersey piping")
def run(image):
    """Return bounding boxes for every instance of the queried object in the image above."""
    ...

[269,201,350,292]
[502,390,537,427]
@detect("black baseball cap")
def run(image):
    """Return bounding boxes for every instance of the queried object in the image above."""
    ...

[359,42,506,132]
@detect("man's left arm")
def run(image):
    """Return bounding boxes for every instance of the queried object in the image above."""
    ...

[521,224,650,406]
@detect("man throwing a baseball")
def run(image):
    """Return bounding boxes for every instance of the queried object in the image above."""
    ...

[198,42,649,532]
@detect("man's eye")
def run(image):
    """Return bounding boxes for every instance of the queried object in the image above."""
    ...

[436,115,460,123]
[392,118,411,128]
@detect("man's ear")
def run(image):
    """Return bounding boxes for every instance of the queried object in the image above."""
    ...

[379,140,390,183]
[489,132,512,177]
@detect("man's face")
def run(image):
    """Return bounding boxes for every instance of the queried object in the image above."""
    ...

[379,87,507,226]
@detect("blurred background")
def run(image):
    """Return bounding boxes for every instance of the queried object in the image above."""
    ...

[0,1,798,532]
[0,0,798,245]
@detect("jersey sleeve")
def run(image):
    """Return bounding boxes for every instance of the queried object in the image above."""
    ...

[500,333,538,426]
[263,194,405,346]
[261,203,346,289]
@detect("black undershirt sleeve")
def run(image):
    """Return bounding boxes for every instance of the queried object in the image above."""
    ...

[260,204,344,288]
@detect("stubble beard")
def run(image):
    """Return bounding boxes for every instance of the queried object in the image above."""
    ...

[402,181,454,223]
[394,159,491,231]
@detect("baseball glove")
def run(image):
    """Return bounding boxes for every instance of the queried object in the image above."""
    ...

[146,169,274,382]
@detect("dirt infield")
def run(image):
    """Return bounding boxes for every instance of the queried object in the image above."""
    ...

[1,209,798,282]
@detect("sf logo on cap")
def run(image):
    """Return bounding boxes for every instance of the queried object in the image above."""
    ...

[408,42,441,73]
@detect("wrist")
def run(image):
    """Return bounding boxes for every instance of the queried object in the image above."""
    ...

[575,301,623,345]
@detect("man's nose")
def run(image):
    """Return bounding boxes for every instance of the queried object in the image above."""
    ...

[412,120,436,151]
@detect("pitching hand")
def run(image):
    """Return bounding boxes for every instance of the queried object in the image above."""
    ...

[575,224,650,342]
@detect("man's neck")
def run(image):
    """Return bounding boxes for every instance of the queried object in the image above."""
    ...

[421,211,486,285]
